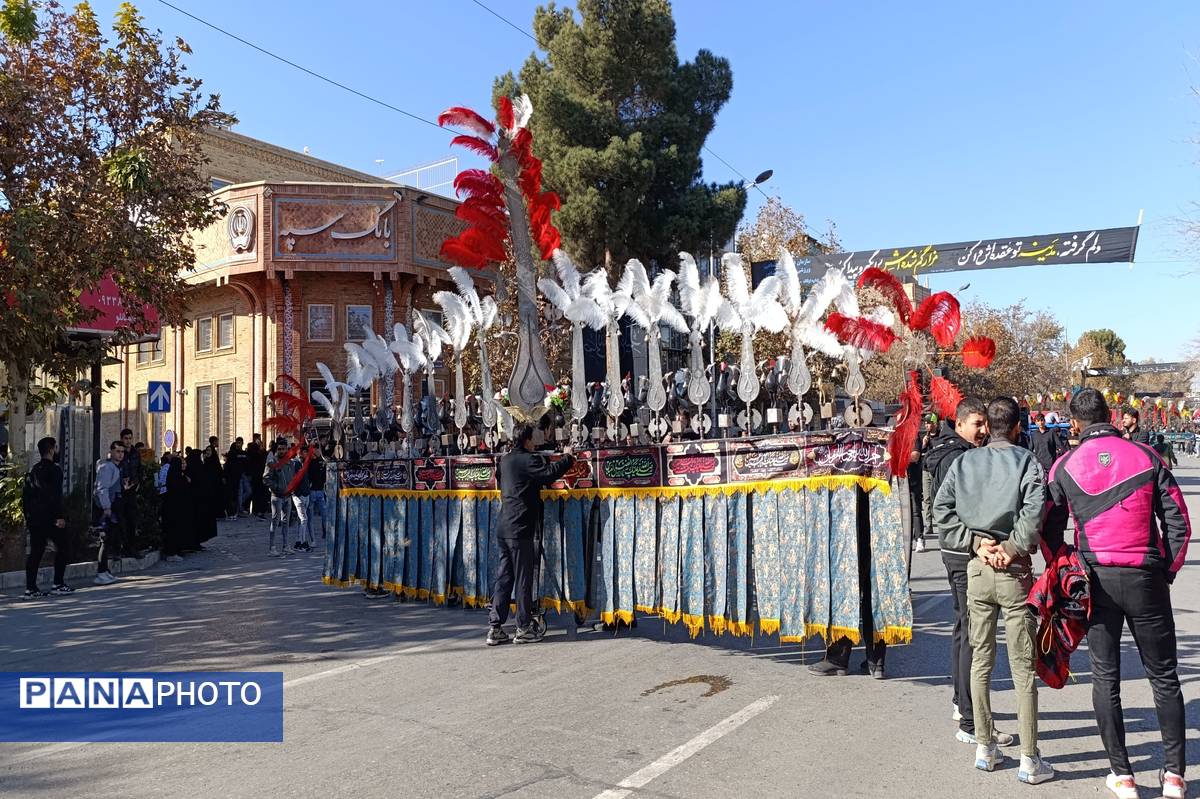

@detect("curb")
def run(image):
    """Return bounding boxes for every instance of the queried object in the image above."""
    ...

[0,550,161,591]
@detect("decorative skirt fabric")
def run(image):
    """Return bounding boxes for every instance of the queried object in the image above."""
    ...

[326,480,910,645]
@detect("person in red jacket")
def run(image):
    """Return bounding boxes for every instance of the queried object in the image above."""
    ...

[1043,388,1191,799]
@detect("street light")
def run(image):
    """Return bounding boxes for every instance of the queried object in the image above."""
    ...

[707,168,773,436]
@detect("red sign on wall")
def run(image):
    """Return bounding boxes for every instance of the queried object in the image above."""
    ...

[68,274,160,339]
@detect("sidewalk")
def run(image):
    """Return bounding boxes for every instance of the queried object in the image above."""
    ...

[0,509,327,594]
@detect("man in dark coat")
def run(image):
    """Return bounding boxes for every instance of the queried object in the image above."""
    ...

[487,423,574,646]
[22,437,70,598]
[1027,412,1062,476]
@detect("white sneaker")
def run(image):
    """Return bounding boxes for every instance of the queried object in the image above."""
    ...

[268,547,281,557]
[957,728,1015,747]
[1106,773,1139,799]
[93,572,116,585]
[1161,770,1186,799]
[975,742,1005,772]
[952,703,963,722]
[1019,751,1055,784]
[915,538,927,552]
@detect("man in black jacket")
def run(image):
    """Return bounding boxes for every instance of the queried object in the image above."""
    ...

[1121,406,1151,446]
[22,437,71,599]
[927,396,1016,747]
[1027,413,1061,476]
[487,423,575,646]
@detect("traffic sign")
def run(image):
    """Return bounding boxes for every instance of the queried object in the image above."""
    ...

[148,381,171,413]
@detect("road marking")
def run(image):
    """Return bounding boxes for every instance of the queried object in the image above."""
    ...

[1,627,480,767]
[914,593,950,616]
[591,695,779,799]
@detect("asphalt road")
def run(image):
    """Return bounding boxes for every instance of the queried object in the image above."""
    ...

[2,462,1199,798]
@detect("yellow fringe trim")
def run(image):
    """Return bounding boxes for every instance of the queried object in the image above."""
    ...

[659,608,683,625]
[682,613,705,638]
[634,604,656,614]
[828,625,862,645]
[707,615,727,636]
[758,618,780,636]
[340,475,890,501]
[600,609,635,626]
[873,626,912,645]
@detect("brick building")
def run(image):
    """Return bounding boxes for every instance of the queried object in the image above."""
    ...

[101,128,470,451]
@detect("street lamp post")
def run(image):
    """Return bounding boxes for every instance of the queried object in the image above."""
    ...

[707,168,772,438]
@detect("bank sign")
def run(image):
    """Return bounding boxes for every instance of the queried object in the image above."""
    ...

[0,672,283,742]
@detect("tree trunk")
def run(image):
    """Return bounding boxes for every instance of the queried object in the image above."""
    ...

[5,362,30,471]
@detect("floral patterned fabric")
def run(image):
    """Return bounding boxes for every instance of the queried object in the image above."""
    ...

[869,483,912,643]
[657,497,681,623]
[634,496,658,614]
[703,494,728,634]
[328,478,909,646]
[750,492,779,635]
[828,488,862,643]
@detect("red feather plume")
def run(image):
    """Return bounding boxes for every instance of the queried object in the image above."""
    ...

[455,203,509,241]
[461,196,508,225]
[511,128,533,165]
[497,96,515,130]
[449,134,499,162]
[888,370,924,478]
[962,336,996,369]
[825,311,898,353]
[857,267,914,326]
[518,157,543,202]
[536,224,560,261]
[452,169,505,202]
[910,291,961,347]
[439,238,488,269]
[930,375,964,419]
[436,106,495,137]
[460,226,507,262]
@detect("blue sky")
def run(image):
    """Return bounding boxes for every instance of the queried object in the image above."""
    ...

[97,0,1200,361]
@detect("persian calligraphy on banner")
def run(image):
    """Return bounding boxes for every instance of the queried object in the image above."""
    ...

[547,452,598,491]
[372,462,410,490]
[664,442,725,488]
[753,226,1139,286]
[806,429,891,481]
[727,438,804,482]
[598,448,661,489]
[450,456,496,490]
[412,458,449,491]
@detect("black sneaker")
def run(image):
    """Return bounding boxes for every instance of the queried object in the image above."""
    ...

[807,658,848,677]
[513,625,543,645]
[363,587,388,600]
[486,626,510,646]
[50,584,75,595]
[21,589,49,600]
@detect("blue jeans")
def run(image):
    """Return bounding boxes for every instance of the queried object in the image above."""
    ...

[308,491,327,538]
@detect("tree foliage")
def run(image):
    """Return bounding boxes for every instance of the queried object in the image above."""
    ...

[952,302,1070,401]
[0,0,232,465]
[495,0,746,272]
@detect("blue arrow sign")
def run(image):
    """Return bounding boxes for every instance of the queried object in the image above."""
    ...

[148,381,171,414]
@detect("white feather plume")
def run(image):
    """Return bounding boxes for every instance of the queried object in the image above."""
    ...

[316,362,340,403]
[582,267,629,322]
[775,248,803,316]
[478,296,498,331]
[722,253,750,308]
[413,310,448,364]
[694,277,724,331]
[620,259,687,334]
[311,390,335,418]
[514,94,533,130]
[717,253,787,336]
[344,343,380,389]
[540,249,605,330]
[447,266,482,324]
[433,290,474,351]
[362,331,399,375]
[390,324,426,373]
[797,323,846,358]
[677,252,701,315]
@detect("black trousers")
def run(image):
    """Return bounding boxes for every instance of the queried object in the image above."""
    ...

[120,493,138,556]
[1087,565,1185,776]
[26,524,68,591]
[824,488,886,667]
[97,511,122,573]
[945,553,974,734]
[489,537,535,629]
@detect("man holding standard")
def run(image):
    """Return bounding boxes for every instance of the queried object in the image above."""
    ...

[934,396,1053,784]
[487,423,574,646]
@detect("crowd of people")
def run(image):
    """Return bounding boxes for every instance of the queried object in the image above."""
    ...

[20,429,331,598]
[887,389,1192,796]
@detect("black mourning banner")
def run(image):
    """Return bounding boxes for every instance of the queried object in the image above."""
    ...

[752,226,1139,286]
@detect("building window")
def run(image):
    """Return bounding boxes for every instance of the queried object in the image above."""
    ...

[345,304,373,341]
[308,304,334,342]
[196,385,213,447]
[217,313,235,350]
[211,177,232,191]
[135,338,164,367]
[196,317,213,353]
[217,382,235,446]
